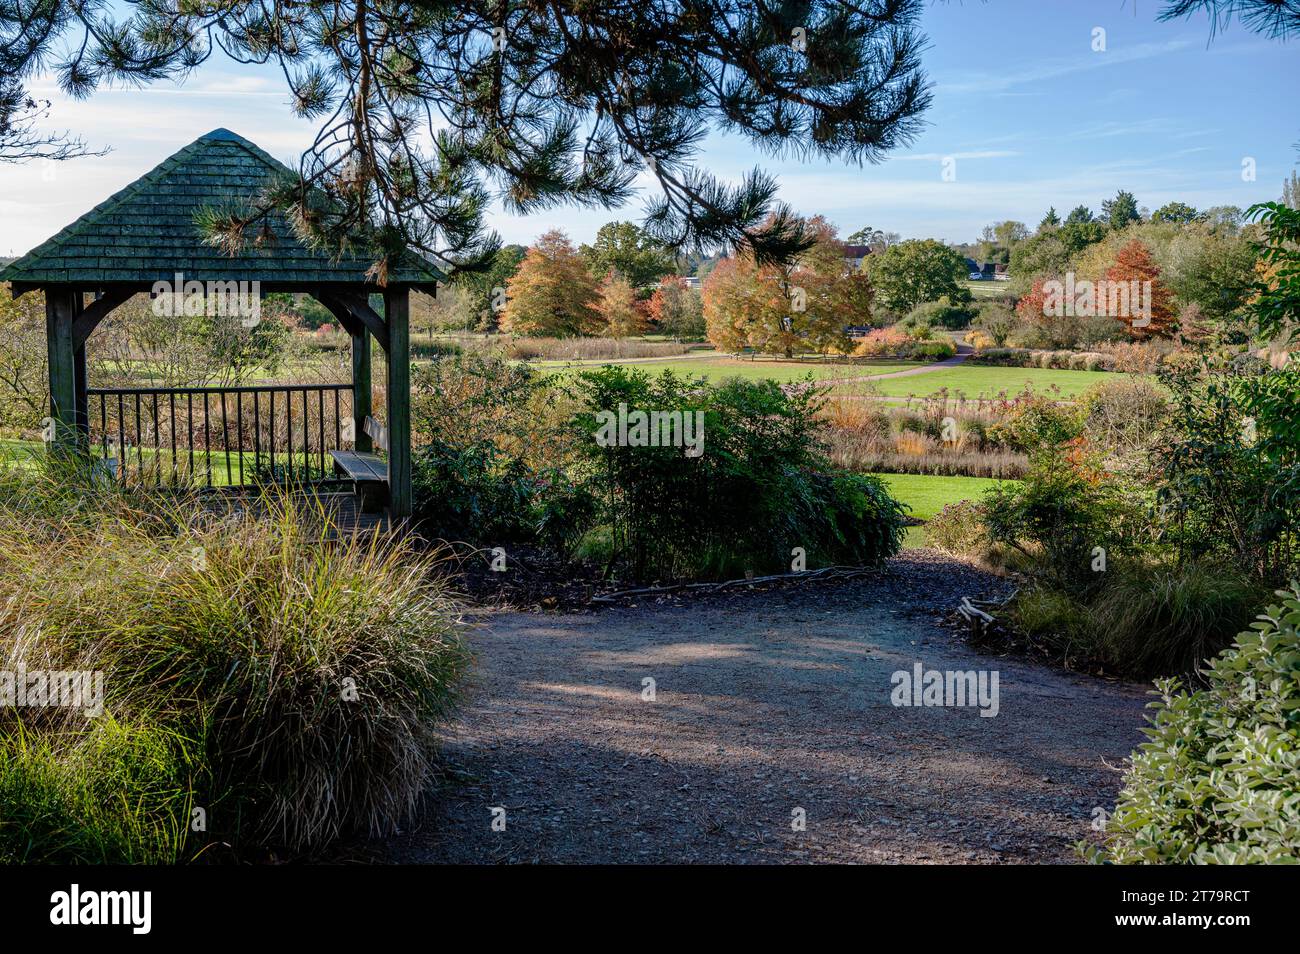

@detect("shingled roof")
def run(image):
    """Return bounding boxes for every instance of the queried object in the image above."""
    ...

[0,128,442,290]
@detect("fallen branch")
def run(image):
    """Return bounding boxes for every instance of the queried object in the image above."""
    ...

[589,565,879,604]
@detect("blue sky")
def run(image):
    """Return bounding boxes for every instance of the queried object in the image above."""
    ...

[1,0,1296,256]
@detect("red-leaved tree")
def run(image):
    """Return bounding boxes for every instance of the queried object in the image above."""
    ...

[1104,239,1176,338]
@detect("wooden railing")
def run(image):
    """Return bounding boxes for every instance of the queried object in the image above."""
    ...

[87,383,356,488]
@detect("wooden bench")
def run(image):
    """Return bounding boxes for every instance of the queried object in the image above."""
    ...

[330,416,389,512]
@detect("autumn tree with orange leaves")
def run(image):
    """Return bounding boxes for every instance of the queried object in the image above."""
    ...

[501,230,602,336]
[1105,239,1176,338]
[702,216,868,357]
[597,273,647,338]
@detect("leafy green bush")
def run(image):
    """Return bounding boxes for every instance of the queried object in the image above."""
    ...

[410,354,592,547]
[986,396,1081,454]
[972,301,1016,346]
[798,472,908,568]
[907,339,957,360]
[902,296,978,331]
[1154,358,1299,580]
[1079,376,1168,473]
[1090,583,1300,864]
[854,327,955,360]
[412,437,542,542]
[0,475,469,861]
[569,366,906,578]
[982,456,1139,596]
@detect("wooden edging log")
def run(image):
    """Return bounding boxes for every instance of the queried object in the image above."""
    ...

[588,565,878,604]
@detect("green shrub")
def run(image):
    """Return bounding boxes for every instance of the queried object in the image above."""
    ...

[902,296,978,331]
[410,354,593,548]
[982,456,1139,596]
[1090,583,1300,864]
[1155,359,1300,581]
[986,396,1081,454]
[0,478,469,860]
[908,339,957,360]
[798,472,907,568]
[0,718,200,864]
[972,301,1016,345]
[412,437,545,543]
[1079,376,1169,472]
[569,366,906,578]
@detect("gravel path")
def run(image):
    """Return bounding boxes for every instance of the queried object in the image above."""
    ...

[381,550,1149,864]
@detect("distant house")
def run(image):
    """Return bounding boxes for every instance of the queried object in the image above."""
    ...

[681,276,701,290]
[842,244,873,272]
[993,263,1010,281]
[965,259,998,281]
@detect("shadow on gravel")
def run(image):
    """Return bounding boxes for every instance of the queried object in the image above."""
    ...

[367,552,1150,864]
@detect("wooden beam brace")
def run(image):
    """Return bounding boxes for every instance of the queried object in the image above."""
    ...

[72,288,133,348]
[318,292,389,352]
[311,293,362,337]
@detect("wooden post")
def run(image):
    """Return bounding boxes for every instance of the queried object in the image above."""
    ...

[352,328,372,453]
[44,287,78,453]
[383,286,411,518]
[73,294,89,447]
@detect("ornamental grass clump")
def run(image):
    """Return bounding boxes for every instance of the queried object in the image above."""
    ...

[0,460,469,861]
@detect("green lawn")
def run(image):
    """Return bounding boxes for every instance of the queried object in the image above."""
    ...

[1,438,331,488]
[536,353,1125,398]
[865,364,1116,399]
[963,280,1013,300]
[541,356,925,383]
[871,472,1016,549]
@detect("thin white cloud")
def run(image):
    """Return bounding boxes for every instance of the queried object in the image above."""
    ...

[887,150,1020,162]
[935,38,1199,95]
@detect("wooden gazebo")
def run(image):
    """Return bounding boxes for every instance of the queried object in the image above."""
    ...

[0,128,441,517]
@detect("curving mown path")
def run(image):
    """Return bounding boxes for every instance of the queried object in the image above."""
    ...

[851,341,973,380]
[380,551,1149,864]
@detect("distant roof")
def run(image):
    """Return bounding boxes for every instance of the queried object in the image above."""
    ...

[0,128,442,290]
[842,244,874,258]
